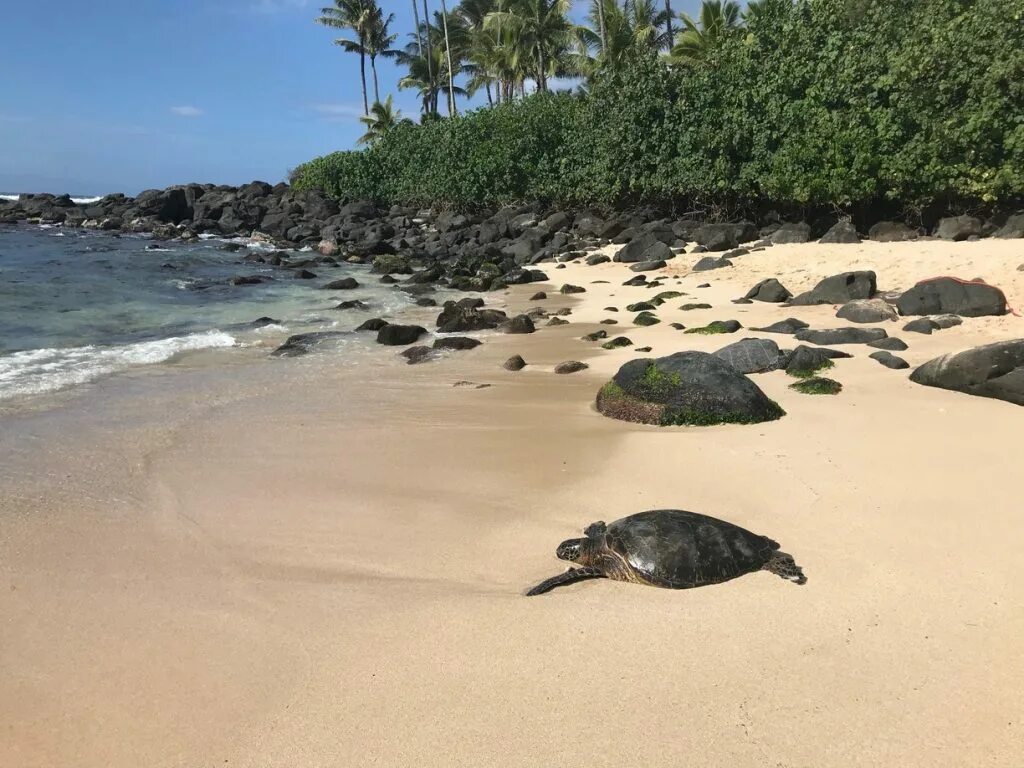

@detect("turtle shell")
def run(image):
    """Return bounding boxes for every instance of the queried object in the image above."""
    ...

[601,509,779,588]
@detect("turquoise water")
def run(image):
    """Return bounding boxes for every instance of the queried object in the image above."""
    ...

[0,226,416,400]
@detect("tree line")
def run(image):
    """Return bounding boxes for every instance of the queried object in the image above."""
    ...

[316,0,757,143]
[298,0,1023,212]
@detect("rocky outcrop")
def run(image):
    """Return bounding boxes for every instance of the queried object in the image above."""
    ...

[596,351,785,426]
[376,324,427,345]
[835,298,898,323]
[935,215,984,241]
[910,340,1024,405]
[713,338,786,374]
[795,327,888,345]
[752,318,809,335]
[744,278,792,303]
[895,277,1007,317]
[790,271,877,306]
[868,221,918,242]
[819,220,861,244]
[436,299,506,333]
[870,351,910,369]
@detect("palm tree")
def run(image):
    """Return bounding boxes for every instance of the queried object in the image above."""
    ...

[664,0,674,48]
[422,0,436,112]
[316,0,374,115]
[485,0,576,93]
[439,0,458,115]
[365,6,399,104]
[574,0,669,75]
[670,0,742,64]
[358,96,408,144]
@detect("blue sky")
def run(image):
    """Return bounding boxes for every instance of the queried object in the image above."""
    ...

[0,0,700,195]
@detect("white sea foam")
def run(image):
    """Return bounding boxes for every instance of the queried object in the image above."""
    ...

[0,194,101,204]
[0,331,237,400]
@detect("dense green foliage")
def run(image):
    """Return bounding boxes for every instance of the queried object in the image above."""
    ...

[295,0,1024,210]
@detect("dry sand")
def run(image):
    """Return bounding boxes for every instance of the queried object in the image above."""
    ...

[2,238,1024,767]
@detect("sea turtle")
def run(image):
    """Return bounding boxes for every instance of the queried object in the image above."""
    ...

[526,509,806,596]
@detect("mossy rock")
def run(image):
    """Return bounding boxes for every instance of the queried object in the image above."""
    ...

[651,291,684,304]
[680,303,713,311]
[602,336,634,349]
[790,377,843,395]
[787,357,834,379]
[634,311,661,326]
[596,352,785,427]
[684,320,741,335]
[626,301,656,312]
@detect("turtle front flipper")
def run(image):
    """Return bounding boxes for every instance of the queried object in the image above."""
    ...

[525,567,606,596]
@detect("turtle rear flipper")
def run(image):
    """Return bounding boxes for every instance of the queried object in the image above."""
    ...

[525,567,606,596]
[763,551,807,585]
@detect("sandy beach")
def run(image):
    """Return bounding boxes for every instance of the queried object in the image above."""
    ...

[3,238,1024,767]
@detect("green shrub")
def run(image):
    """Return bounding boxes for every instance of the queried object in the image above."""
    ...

[293,0,1024,211]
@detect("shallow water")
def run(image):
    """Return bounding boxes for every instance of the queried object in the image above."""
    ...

[0,226,421,401]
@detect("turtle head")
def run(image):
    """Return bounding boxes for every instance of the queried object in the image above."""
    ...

[556,538,585,562]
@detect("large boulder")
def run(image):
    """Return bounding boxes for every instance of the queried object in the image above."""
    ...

[615,234,673,264]
[693,222,758,251]
[784,345,850,378]
[819,220,861,244]
[910,340,1024,405]
[752,318,810,335]
[436,300,506,333]
[870,351,910,370]
[502,314,536,334]
[630,259,667,272]
[769,222,811,244]
[994,213,1024,239]
[895,277,1007,317]
[835,298,898,323]
[376,324,427,345]
[692,256,732,272]
[795,327,888,345]
[790,271,877,306]
[596,351,785,426]
[744,278,792,303]
[868,221,918,242]
[935,215,984,241]
[713,338,786,374]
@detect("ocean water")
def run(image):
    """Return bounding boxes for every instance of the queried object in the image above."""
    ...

[0,225,420,402]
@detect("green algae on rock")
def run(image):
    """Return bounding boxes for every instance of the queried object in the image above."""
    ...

[596,352,785,427]
[790,377,843,395]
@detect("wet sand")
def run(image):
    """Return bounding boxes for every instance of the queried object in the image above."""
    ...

[2,239,1023,767]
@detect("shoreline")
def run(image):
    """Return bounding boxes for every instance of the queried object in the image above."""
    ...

[3,239,1024,766]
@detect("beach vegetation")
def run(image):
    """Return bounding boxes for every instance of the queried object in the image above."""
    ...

[299,0,1024,212]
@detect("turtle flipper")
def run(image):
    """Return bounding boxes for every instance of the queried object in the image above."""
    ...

[525,567,606,596]
[584,521,607,538]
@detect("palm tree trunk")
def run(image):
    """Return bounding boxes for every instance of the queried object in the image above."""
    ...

[486,82,494,107]
[412,0,423,57]
[664,0,674,49]
[537,48,546,93]
[359,44,369,115]
[422,0,435,114]
[371,56,380,104]
[439,0,457,116]
[597,0,607,53]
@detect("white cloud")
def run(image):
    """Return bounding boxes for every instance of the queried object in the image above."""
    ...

[170,106,204,118]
